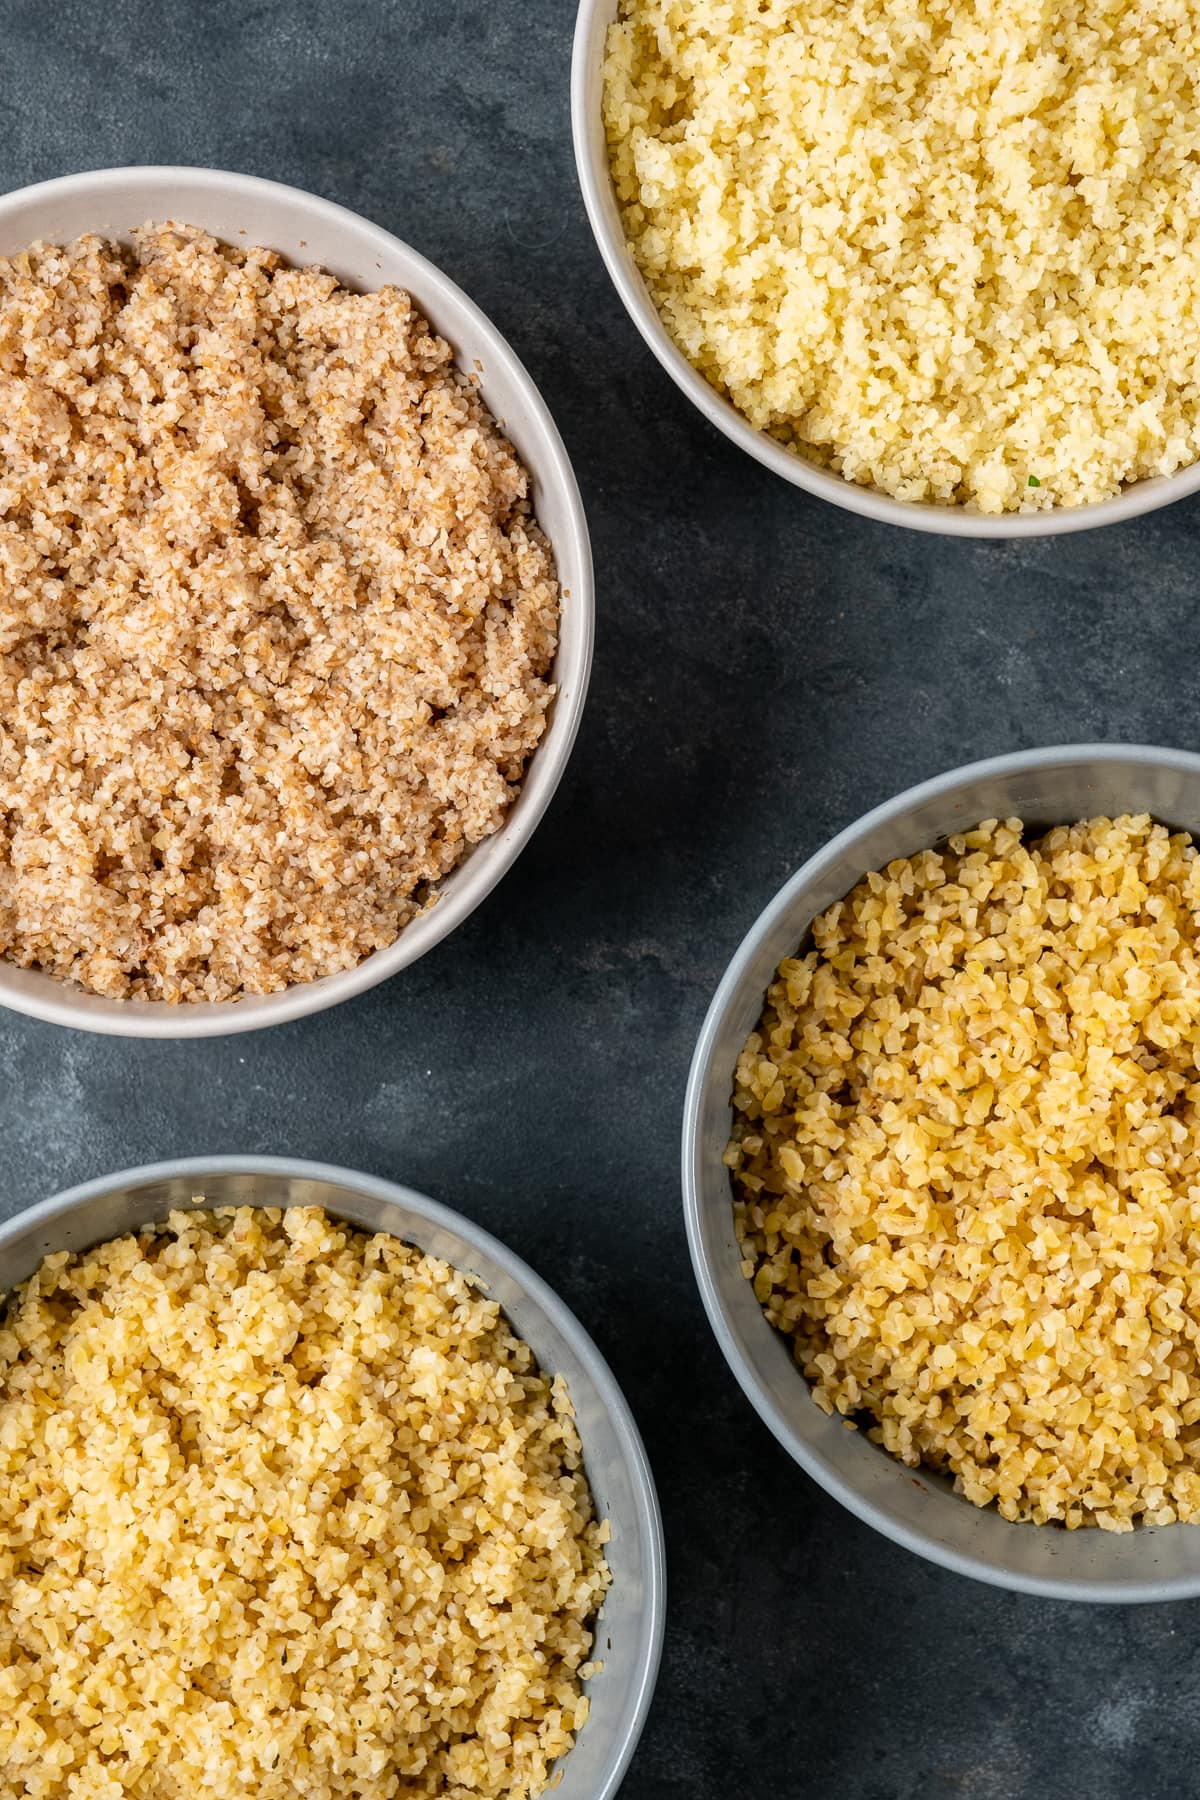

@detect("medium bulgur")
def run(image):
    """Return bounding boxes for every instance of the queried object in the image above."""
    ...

[728,816,1200,1529]
[0,226,558,1001]
[0,1206,609,1799]
[604,0,1200,512]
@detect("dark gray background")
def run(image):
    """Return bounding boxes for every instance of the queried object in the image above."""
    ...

[1,3,1197,1797]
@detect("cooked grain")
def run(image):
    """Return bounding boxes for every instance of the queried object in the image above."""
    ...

[0,226,558,1000]
[604,0,1200,512]
[728,816,1200,1528]
[0,1205,609,1799]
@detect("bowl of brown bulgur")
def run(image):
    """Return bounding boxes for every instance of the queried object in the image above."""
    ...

[0,167,593,1035]
[0,1155,664,1799]
[684,744,1200,1599]
[575,0,1200,535]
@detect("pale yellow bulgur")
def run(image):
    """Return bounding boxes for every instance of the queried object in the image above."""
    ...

[0,226,558,1000]
[0,1207,609,1799]
[728,816,1200,1529]
[604,0,1200,511]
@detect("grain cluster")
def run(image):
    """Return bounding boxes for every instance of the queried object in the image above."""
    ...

[729,817,1200,1528]
[605,0,1200,511]
[0,1206,609,1799]
[0,227,557,999]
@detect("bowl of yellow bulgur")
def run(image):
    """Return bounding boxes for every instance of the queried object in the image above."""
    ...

[684,745,1200,1597]
[0,1156,664,1800]
[576,0,1200,535]
[0,166,593,1035]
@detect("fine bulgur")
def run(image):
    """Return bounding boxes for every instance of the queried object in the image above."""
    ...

[604,0,1200,512]
[0,226,558,1001]
[728,816,1200,1529]
[0,1206,610,1799]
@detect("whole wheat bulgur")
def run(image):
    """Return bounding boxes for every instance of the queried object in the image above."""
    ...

[728,816,1200,1530]
[0,225,558,1001]
[0,1205,610,1800]
[604,0,1200,512]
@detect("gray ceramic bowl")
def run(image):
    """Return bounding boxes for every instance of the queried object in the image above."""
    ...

[0,1157,664,1796]
[684,744,1200,1600]
[573,0,1200,538]
[0,167,593,1036]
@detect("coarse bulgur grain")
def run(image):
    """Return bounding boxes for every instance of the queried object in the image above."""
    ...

[0,1205,610,1800]
[603,0,1200,512]
[728,816,1200,1530]
[0,225,558,1001]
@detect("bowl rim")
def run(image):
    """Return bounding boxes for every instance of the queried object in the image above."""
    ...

[571,0,1200,539]
[0,165,594,1038]
[0,1153,666,1798]
[682,742,1200,1600]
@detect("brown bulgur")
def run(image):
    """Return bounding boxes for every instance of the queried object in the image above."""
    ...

[0,1205,610,1799]
[728,816,1200,1529]
[0,225,558,1001]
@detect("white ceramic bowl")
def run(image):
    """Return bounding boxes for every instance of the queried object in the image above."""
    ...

[0,1157,665,1798]
[0,166,593,1036]
[573,0,1200,538]
[685,745,1200,1599]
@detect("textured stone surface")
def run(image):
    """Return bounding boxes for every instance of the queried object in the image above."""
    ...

[2,4,1200,1796]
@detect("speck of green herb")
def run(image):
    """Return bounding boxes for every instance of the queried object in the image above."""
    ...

[1027,474,1041,488]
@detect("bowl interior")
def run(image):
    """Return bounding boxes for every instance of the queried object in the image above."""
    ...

[686,747,1200,1597]
[0,1159,662,1800]
[573,0,1200,538]
[0,168,591,1034]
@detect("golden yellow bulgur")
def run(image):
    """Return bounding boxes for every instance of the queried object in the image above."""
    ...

[0,1206,609,1799]
[604,0,1200,512]
[728,816,1200,1530]
[0,226,558,1001]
